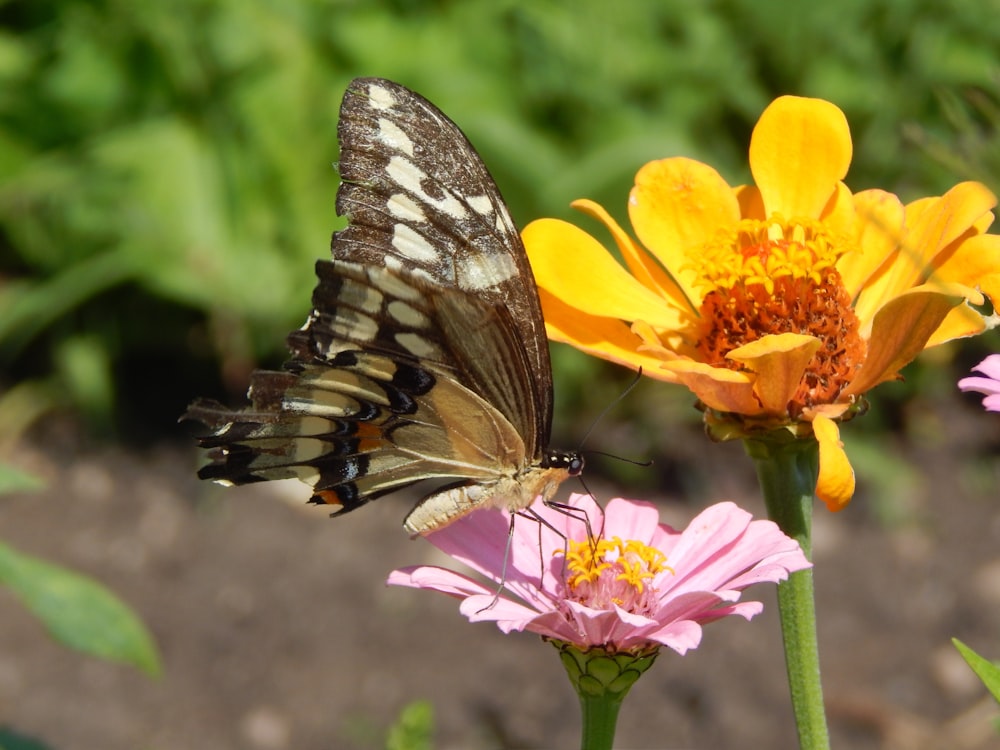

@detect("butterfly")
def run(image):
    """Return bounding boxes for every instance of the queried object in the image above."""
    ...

[185,77,583,536]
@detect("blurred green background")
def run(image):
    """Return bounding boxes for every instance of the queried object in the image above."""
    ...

[2,0,999,474]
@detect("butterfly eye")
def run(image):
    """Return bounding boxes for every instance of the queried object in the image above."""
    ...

[543,450,584,476]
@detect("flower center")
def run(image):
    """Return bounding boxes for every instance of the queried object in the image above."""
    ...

[692,218,867,416]
[560,536,672,615]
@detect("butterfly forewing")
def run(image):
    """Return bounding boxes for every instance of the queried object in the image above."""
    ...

[335,78,552,455]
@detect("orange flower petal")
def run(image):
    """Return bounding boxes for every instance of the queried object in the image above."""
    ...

[523,218,686,330]
[865,183,998,310]
[843,189,906,312]
[818,181,856,234]
[628,157,740,294]
[727,333,822,414]
[931,232,1000,308]
[734,184,765,220]
[925,305,985,347]
[845,288,963,398]
[538,289,673,378]
[658,359,762,414]
[570,199,695,309]
[908,182,997,270]
[813,415,855,511]
[749,96,852,220]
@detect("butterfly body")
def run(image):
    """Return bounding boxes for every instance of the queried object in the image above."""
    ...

[186,78,581,534]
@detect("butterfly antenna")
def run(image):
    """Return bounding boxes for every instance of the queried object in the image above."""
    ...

[577,367,645,449]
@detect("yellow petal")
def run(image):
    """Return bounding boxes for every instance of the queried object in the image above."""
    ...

[658,359,763,414]
[930,232,1000,308]
[727,333,822,414]
[628,157,740,291]
[818,181,856,233]
[523,218,686,330]
[734,184,765,220]
[843,189,906,312]
[924,302,986,347]
[569,199,695,310]
[907,182,997,271]
[538,289,674,378]
[813,415,855,511]
[845,288,964,398]
[749,96,852,219]
[863,183,998,311]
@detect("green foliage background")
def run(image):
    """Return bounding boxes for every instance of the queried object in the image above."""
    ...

[2,0,999,446]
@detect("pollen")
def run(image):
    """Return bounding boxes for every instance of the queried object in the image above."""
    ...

[560,536,672,614]
[692,218,867,416]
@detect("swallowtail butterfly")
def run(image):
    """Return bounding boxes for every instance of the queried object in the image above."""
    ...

[186,77,583,535]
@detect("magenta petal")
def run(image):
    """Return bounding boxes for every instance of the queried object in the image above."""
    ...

[387,565,492,598]
[387,495,808,653]
[422,510,557,610]
[958,375,1000,396]
[973,354,1000,379]
[645,619,704,654]
[458,596,548,632]
[600,497,662,544]
[984,394,1000,412]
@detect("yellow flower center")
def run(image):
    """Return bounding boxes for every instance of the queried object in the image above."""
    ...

[560,536,672,614]
[692,218,867,416]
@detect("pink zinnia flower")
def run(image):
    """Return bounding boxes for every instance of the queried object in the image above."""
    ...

[387,494,811,654]
[959,354,1000,412]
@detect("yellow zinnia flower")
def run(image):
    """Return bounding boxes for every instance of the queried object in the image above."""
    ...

[524,96,1000,512]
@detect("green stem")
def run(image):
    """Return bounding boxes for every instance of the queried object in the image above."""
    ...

[578,692,622,750]
[745,436,830,750]
[553,641,658,750]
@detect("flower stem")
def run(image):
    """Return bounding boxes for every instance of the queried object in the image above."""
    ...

[745,436,830,750]
[552,640,659,750]
[578,692,623,750]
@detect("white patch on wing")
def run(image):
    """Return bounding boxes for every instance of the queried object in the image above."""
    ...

[387,299,430,328]
[392,223,439,263]
[467,194,494,216]
[386,155,468,221]
[387,193,427,223]
[395,332,441,360]
[367,83,397,111]
[456,252,517,290]
[337,279,384,314]
[329,308,379,343]
[369,265,426,303]
[377,118,414,156]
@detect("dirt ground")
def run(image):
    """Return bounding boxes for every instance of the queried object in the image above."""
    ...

[2,389,1000,750]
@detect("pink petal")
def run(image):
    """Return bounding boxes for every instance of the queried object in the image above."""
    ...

[644,619,704,654]
[600,497,662,544]
[458,596,551,632]
[973,354,1000,379]
[958,375,1000,396]
[387,565,494,598]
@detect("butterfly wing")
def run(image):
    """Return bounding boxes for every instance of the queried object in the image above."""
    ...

[334,77,552,457]
[185,77,578,533]
[188,260,538,515]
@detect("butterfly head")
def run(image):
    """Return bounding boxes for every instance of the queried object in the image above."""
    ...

[542,449,585,477]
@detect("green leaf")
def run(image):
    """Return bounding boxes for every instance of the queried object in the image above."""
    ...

[0,725,55,750]
[0,464,45,495]
[0,541,161,677]
[953,638,1000,703]
[385,700,434,750]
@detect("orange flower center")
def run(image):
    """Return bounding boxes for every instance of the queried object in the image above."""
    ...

[692,218,867,416]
